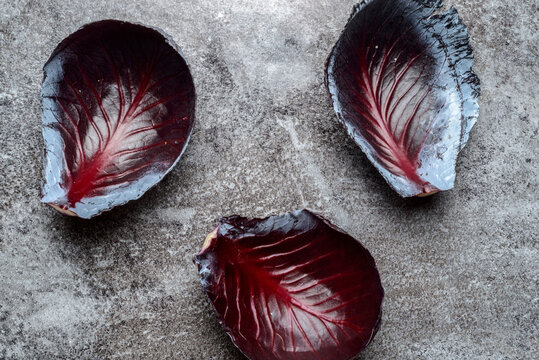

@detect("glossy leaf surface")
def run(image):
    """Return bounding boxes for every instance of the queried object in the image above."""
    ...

[194,210,384,360]
[326,0,480,197]
[41,20,195,218]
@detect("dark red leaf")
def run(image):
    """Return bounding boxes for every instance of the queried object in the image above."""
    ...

[40,20,195,218]
[326,0,480,197]
[194,210,384,360]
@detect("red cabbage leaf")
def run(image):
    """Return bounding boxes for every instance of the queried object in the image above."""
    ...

[326,0,480,197]
[194,210,384,360]
[40,20,195,218]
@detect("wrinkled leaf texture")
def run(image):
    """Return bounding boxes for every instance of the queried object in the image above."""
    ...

[326,0,480,197]
[41,20,195,218]
[194,210,384,360]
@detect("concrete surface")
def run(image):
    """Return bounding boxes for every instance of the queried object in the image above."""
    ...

[0,0,537,359]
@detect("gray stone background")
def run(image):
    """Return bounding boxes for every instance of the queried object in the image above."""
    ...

[0,0,537,358]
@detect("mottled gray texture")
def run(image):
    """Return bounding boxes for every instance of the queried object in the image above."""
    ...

[0,0,537,359]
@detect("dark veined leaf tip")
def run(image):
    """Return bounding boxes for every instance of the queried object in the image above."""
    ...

[326,0,480,197]
[40,20,196,218]
[194,209,384,360]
